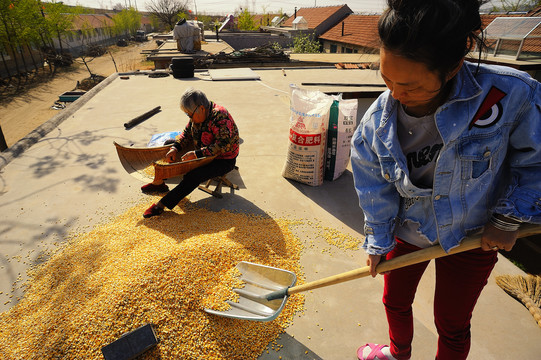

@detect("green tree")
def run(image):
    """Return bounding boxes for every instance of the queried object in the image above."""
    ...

[177,11,188,21]
[292,33,321,53]
[197,14,212,30]
[42,1,81,54]
[237,9,256,31]
[0,0,57,76]
[11,0,42,71]
[0,0,24,76]
[112,7,142,37]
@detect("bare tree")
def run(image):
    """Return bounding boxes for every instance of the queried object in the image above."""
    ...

[488,0,540,11]
[146,0,189,30]
[112,3,125,11]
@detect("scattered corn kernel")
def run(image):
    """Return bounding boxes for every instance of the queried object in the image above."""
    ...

[0,199,307,359]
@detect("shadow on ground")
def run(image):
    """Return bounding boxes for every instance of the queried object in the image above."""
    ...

[287,169,365,234]
[259,332,324,360]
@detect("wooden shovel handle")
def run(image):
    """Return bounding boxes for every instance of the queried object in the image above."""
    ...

[287,223,541,296]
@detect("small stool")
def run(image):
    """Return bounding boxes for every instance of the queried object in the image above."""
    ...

[198,166,239,198]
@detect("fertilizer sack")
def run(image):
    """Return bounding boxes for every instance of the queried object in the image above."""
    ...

[282,85,334,186]
[324,97,358,181]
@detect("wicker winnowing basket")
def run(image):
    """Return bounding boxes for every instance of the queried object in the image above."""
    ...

[113,141,215,182]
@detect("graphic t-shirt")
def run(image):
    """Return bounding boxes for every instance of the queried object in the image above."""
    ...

[395,104,443,247]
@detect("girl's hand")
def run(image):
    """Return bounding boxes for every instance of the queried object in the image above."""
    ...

[367,254,383,278]
[481,223,519,252]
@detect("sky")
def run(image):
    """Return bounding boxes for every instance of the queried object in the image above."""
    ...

[61,0,504,17]
[62,0,390,15]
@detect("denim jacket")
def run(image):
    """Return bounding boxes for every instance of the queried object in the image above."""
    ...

[351,61,541,255]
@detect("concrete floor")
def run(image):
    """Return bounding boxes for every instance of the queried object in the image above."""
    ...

[1,51,540,359]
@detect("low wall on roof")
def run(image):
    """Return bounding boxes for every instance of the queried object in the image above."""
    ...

[215,32,294,51]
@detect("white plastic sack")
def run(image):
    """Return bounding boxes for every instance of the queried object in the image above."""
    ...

[282,85,334,186]
[324,96,358,181]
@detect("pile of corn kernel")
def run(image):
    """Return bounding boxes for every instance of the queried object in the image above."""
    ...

[0,199,305,359]
[141,159,169,179]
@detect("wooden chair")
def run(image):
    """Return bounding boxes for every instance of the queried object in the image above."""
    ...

[198,166,239,198]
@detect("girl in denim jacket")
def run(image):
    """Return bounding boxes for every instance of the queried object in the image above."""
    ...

[352,1,541,359]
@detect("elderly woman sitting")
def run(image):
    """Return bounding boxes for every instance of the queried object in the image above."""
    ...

[142,88,240,218]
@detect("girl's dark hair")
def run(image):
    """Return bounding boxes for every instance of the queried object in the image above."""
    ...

[378,0,485,79]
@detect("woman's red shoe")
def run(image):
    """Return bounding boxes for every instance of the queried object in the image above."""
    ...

[143,204,164,218]
[141,183,169,194]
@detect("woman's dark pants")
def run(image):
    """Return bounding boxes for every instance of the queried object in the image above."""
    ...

[160,158,236,209]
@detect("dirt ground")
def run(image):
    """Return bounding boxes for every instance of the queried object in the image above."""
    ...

[0,40,158,148]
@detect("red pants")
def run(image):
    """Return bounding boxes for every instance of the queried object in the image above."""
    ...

[383,238,498,360]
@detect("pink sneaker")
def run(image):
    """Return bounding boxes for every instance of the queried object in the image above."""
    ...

[357,343,398,360]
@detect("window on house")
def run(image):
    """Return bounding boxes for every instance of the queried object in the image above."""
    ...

[330,44,337,53]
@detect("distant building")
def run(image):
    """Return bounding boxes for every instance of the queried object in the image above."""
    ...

[54,14,117,56]
[52,13,154,56]
[140,15,154,34]
[320,12,540,58]
[319,14,380,54]
[280,5,353,36]
[1,11,154,79]
[263,5,353,39]
[251,14,283,29]
[317,11,540,80]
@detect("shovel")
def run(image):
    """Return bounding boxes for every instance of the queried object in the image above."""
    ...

[204,223,541,322]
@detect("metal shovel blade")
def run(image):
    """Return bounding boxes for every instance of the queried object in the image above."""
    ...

[204,261,297,322]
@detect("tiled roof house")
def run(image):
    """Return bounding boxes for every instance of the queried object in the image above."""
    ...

[54,14,116,55]
[252,14,282,29]
[280,5,353,36]
[526,4,541,16]
[318,14,380,53]
[56,13,154,55]
[71,13,115,31]
[318,12,540,62]
[1,12,153,78]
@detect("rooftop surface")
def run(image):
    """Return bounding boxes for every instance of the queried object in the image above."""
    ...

[1,59,540,359]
